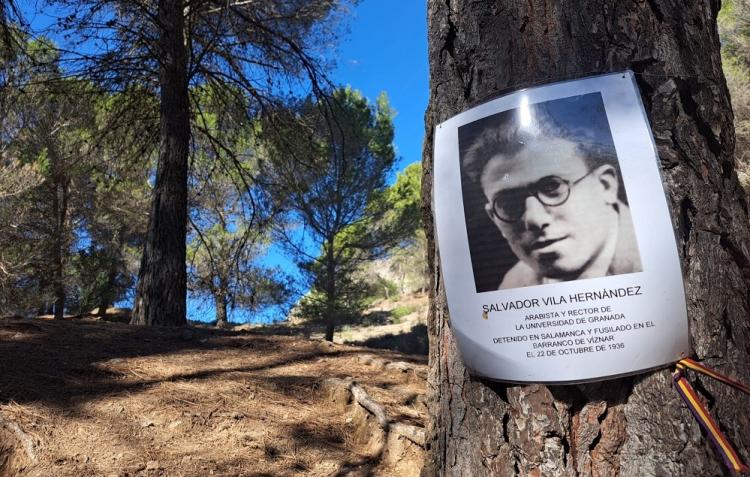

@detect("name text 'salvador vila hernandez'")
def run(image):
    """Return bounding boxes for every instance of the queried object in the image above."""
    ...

[482,286,642,313]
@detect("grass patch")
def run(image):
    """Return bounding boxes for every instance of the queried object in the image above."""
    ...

[390,305,416,321]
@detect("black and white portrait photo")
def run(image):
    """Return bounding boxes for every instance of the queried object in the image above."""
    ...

[458,92,643,292]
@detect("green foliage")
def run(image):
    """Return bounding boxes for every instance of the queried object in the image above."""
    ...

[38,0,355,326]
[0,35,151,316]
[386,162,422,231]
[368,276,400,302]
[390,304,416,321]
[295,273,370,327]
[2,1,368,325]
[0,49,97,315]
[357,162,426,302]
[295,161,424,324]
[719,0,750,189]
[719,0,750,69]
[71,245,133,314]
[266,87,400,338]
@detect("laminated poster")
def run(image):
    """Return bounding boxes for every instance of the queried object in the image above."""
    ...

[433,71,690,383]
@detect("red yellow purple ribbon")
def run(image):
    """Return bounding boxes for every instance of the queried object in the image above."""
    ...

[677,358,750,395]
[673,359,750,474]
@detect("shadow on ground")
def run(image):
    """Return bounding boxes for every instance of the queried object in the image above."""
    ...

[0,317,357,412]
[350,324,428,355]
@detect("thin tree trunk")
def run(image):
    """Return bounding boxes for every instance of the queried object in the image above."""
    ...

[52,179,68,320]
[324,241,337,342]
[97,265,115,317]
[97,299,109,318]
[324,321,335,342]
[97,264,117,317]
[423,1,750,476]
[53,286,64,320]
[131,0,189,327]
[99,228,126,317]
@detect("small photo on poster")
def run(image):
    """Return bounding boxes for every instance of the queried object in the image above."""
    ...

[457,92,643,292]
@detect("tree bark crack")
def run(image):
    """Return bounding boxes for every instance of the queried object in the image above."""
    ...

[691,376,716,410]
[439,0,457,61]
[674,78,723,158]
[679,196,694,263]
[719,233,750,284]
[644,0,665,23]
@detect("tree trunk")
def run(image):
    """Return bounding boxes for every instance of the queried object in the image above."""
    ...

[97,265,116,317]
[52,178,68,320]
[324,241,337,342]
[423,1,750,476]
[324,321,335,342]
[131,0,189,327]
[53,287,64,320]
[98,230,123,318]
[97,267,115,317]
[215,291,228,328]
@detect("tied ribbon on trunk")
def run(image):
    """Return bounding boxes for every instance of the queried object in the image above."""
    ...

[672,358,750,474]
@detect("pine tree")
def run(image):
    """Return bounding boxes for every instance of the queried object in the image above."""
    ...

[45,0,353,325]
[422,1,750,474]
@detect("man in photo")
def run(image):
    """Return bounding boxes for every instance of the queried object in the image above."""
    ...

[460,94,642,289]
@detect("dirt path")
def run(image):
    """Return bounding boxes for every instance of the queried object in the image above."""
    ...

[0,317,427,476]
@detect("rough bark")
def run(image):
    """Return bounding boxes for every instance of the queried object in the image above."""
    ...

[131,0,189,327]
[423,1,750,476]
[214,291,228,328]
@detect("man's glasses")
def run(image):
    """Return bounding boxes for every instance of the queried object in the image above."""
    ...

[489,169,595,223]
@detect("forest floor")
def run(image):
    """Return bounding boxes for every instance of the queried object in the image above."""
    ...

[0,296,428,477]
[238,293,429,356]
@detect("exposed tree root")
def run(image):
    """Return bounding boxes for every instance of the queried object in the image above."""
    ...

[0,410,39,477]
[321,374,426,474]
[350,382,389,429]
[390,422,426,446]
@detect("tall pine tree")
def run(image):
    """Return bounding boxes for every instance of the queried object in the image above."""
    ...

[45,0,353,325]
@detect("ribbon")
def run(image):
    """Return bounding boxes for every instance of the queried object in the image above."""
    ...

[673,359,750,474]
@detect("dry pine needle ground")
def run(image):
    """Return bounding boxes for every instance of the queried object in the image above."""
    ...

[0,316,427,477]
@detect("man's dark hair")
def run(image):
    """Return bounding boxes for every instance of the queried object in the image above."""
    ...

[461,103,618,184]
[457,93,629,292]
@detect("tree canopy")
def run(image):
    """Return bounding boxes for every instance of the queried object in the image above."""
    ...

[264,87,408,340]
[187,86,290,327]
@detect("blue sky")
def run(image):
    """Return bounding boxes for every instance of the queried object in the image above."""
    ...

[333,1,428,174]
